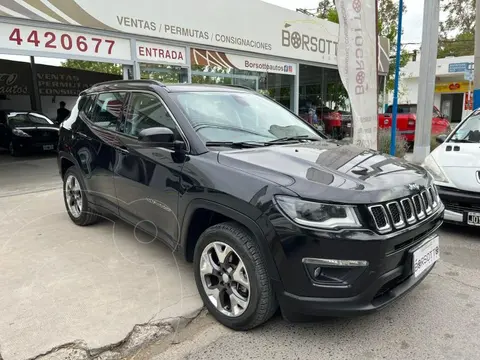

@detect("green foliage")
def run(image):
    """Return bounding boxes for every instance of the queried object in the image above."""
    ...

[61,59,122,75]
[387,50,410,92]
[438,0,475,59]
[377,128,409,157]
[316,0,408,93]
[438,31,474,58]
[440,0,475,34]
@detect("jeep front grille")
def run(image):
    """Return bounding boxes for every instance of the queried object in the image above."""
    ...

[368,185,441,233]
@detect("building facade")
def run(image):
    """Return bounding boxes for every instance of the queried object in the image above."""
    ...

[398,55,474,123]
[0,0,390,122]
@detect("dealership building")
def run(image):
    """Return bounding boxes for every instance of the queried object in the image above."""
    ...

[0,0,390,120]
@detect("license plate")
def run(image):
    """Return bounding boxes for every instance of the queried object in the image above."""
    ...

[43,145,54,150]
[413,236,440,278]
[467,212,480,226]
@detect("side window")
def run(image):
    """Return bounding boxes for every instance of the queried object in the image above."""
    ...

[124,92,179,138]
[81,95,96,118]
[91,92,126,131]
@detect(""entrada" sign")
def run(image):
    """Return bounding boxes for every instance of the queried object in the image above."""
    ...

[136,41,187,64]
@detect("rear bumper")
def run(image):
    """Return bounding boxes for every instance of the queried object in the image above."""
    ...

[12,138,57,152]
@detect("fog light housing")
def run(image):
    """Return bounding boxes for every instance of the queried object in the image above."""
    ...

[303,258,369,287]
[303,258,369,267]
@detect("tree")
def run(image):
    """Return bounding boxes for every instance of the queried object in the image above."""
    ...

[61,60,122,75]
[317,0,409,92]
[438,32,474,58]
[440,0,475,35]
[438,0,475,58]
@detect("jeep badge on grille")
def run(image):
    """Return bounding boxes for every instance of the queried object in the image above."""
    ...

[407,183,420,191]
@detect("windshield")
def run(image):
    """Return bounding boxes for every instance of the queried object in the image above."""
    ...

[449,111,480,143]
[171,91,324,143]
[7,113,53,127]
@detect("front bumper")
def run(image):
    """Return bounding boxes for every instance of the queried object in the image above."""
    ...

[270,206,443,319]
[279,262,434,317]
[438,185,480,225]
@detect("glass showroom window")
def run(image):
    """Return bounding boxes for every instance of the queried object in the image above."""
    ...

[190,48,295,111]
[140,63,188,83]
[299,64,351,140]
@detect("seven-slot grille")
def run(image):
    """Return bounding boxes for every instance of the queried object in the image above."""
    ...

[368,185,441,233]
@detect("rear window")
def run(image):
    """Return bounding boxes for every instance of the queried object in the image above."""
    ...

[7,113,52,126]
[386,105,417,114]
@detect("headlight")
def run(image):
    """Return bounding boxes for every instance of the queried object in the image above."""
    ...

[12,129,31,137]
[274,195,361,229]
[422,155,448,183]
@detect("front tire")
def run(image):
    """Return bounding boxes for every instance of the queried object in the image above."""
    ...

[193,222,277,330]
[63,167,99,226]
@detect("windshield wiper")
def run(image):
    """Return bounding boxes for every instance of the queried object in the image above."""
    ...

[205,141,266,148]
[266,135,321,143]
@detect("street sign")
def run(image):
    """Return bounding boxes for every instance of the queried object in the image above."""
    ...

[449,62,470,73]
[464,70,474,81]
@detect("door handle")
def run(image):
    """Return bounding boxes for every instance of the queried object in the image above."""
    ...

[75,132,89,139]
[117,145,129,154]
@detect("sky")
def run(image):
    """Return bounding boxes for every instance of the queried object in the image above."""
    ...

[263,0,428,44]
[3,0,433,65]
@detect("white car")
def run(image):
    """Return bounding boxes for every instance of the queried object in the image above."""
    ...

[423,110,480,227]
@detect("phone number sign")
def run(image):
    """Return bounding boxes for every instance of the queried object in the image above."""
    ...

[0,23,132,61]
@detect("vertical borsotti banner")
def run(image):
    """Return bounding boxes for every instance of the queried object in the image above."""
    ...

[336,0,378,150]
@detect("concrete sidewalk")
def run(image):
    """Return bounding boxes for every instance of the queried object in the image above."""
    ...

[0,188,203,360]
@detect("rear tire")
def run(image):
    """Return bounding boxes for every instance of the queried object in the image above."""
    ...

[9,141,19,157]
[63,166,99,226]
[193,222,277,330]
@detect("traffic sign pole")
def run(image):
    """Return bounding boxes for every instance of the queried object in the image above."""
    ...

[412,0,440,164]
[474,0,480,109]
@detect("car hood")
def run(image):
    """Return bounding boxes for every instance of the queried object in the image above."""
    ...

[430,144,480,192]
[217,141,431,204]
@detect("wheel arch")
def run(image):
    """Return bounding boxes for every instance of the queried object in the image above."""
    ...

[180,199,280,282]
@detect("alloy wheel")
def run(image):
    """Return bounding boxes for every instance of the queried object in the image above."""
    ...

[65,174,83,218]
[199,241,251,317]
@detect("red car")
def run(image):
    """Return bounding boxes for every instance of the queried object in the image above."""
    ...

[378,104,451,143]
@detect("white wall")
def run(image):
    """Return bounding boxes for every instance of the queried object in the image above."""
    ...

[0,95,77,120]
[40,96,78,120]
[399,78,418,104]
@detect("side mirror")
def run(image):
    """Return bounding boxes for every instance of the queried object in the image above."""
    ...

[138,127,174,144]
[436,134,447,144]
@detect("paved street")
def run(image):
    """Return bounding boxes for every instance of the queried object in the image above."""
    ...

[1,151,479,360]
[136,225,480,359]
[0,152,202,360]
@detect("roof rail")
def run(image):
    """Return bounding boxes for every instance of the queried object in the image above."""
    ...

[92,79,166,87]
[222,84,254,91]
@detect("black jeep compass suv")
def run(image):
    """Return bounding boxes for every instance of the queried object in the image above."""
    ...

[57,80,444,330]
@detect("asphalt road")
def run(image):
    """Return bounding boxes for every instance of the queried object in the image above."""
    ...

[2,150,479,360]
[137,225,480,360]
[0,149,61,197]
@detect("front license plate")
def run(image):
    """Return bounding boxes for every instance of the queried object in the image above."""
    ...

[43,145,54,150]
[413,236,440,278]
[467,212,480,226]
